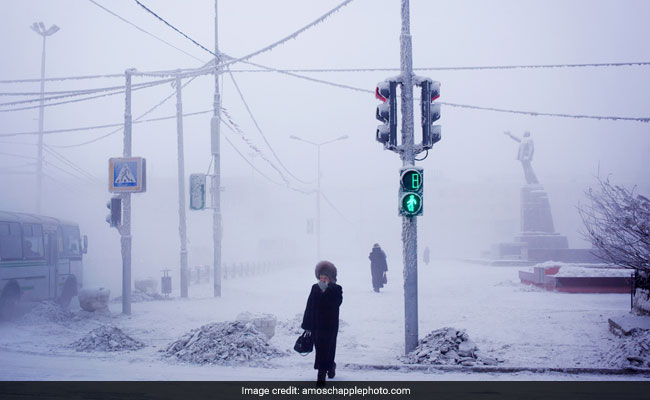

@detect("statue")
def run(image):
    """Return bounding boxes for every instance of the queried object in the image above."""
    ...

[504,131,538,185]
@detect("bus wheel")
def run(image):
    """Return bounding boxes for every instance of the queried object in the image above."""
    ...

[58,278,77,309]
[0,282,21,321]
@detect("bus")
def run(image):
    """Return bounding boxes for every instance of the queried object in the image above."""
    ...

[0,211,88,319]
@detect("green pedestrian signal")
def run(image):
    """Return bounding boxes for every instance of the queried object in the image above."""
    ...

[399,167,423,216]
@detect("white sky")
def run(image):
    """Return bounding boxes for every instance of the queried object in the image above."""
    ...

[0,0,649,283]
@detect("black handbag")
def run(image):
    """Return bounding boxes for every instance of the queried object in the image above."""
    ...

[293,331,313,355]
[382,272,387,285]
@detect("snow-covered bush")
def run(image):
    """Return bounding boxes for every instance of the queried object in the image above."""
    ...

[579,177,650,274]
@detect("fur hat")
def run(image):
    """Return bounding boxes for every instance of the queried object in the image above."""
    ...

[315,260,337,283]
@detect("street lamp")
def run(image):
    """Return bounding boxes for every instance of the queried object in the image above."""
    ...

[31,22,60,214]
[289,134,348,260]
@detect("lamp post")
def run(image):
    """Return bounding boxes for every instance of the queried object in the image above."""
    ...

[289,134,348,260]
[30,22,59,214]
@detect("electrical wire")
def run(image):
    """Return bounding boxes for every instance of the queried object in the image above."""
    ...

[220,108,293,187]
[134,0,217,57]
[134,0,354,71]
[225,65,313,184]
[88,0,206,64]
[0,78,173,109]
[226,61,650,74]
[0,152,37,160]
[225,56,650,123]
[319,191,354,226]
[43,145,98,182]
[218,0,355,69]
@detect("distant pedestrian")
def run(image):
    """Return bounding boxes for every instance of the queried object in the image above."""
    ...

[423,246,430,266]
[301,261,343,386]
[368,243,388,292]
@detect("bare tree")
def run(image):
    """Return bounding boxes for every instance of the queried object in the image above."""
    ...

[578,177,650,273]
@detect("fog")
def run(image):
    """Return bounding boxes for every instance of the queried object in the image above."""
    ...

[1,0,649,295]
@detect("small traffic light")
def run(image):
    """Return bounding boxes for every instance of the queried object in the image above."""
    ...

[189,173,206,210]
[420,79,441,149]
[399,167,423,217]
[375,80,397,149]
[106,196,122,227]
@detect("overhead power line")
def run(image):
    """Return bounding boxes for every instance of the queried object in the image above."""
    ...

[134,0,217,57]
[134,0,355,70]
[218,0,355,69]
[88,0,205,64]
[0,78,173,107]
[225,66,313,184]
[228,56,650,123]
[227,61,650,73]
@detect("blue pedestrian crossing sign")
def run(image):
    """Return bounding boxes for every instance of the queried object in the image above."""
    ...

[109,157,147,193]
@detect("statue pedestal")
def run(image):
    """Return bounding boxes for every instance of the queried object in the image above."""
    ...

[492,184,570,262]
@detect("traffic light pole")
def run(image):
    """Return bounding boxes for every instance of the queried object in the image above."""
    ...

[211,0,223,297]
[399,0,419,355]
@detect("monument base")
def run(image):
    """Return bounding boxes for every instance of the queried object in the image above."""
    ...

[515,232,568,250]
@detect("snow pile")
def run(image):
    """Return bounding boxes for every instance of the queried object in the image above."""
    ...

[164,321,286,366]
[70,325,144,352]
[112,290,165,303]
[236,312,277,339]
[604,330,650,368]
[531,262,631,277]
[401,327,501,366]
[277,313,349,335]
[277,313,304,335]
[22,301,74,323]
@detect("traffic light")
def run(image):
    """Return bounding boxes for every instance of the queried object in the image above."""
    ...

[375,79,397,149]
[189,173,206,211]
[106,196,122,228]
[420,79,441,149]
[399,167,423,217]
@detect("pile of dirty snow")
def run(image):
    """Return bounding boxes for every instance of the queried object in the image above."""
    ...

[401,327,501,366]
[603,330,650,368]
[22,301,74,323]
[70,325,145,352]
[164,321,285,366]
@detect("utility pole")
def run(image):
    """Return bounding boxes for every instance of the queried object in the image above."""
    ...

[376,0,441,354]
[399,0,419,355]
[121,68,135,315]
[289,134,348,261]
[175,72,189,298]
[211,0,223,297]
[30,22,59,214]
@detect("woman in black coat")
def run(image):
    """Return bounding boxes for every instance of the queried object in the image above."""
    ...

[368,243,388,292]
[301,260,343,385]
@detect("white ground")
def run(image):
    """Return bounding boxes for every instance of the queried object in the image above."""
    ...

[1,259,648,381]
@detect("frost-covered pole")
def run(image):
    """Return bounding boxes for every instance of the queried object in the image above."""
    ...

[175,72,189,298]
[211,0,223,297]
[121,68,134,315]
[30,22,59,214]
[400,0,419,354]
[316,144,321,260]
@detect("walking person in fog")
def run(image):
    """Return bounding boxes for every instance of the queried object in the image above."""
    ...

[301,261,343,386]
[368,243,388,292]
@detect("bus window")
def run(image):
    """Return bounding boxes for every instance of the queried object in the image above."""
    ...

[0,222,23,260]
[22,223,44,259]
[60,225,81,257]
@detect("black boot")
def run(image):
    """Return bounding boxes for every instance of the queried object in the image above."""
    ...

[327,362,336,379]
[317,370,326,386]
